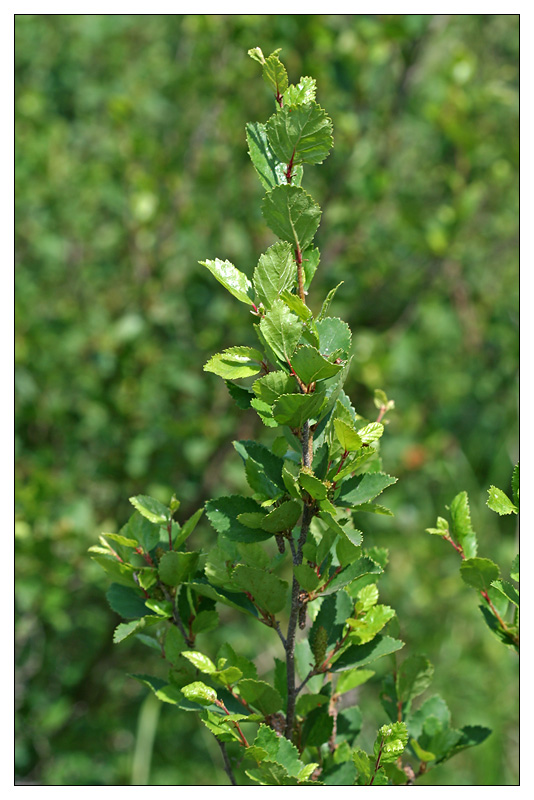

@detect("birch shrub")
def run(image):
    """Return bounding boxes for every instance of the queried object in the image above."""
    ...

[91,47,492,786]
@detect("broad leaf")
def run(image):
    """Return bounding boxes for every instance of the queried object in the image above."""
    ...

[254,241,296,308]
[333,418,363,452]
[204,346,263,380]
[181,681,217,706]
[252,370,297,404]
[129,495,170,525]
[246,122,303,191]
[263,53,288,97]
[460,557,500,591]
[487,485,518,515]
[232,564,289,614]
[335,472,397,507]
[450,491,477,559]
[266,102,333,166]
[396,654,434,706]
[315,317,352,359]
[238,679,283,715]
[272,390,327,428]
[259,299,303,363]
[331,635,404,672]
[159,550,200,586]
[283,76,317,106]
[199,258,253,305]
[260,500,302,533]
[261,185,321,252]
[205,495,272,542]
[291,345,343,384]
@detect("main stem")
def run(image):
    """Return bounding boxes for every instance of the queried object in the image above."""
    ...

[285,420,314,739]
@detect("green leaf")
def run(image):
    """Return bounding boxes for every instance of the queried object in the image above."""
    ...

[101,532,138,548]
[291,345,343,384]
[487,485,518,515]
[283,76,317,106]
[272,391,326,428]
[232,564,289,614]
[490,579,519,607]
[106,583,149,619]
[259,298,303,363]
[204,346,263,380]
[129,495,170,525]
[331,635,404,672]
[336,669,375,695]
[357,422,384,444]
[278,289,313,321]
[374,722,408,763]
[253,241,297,309]
[426,516,449,535]
[238,679,283,715]
[352,748,372,781]
[310,591,354,651]
[316,317,352,359]
[410,738,436,762]
[199,258,253,305]
[174,508,204,549]
[294,564,321,592]
[510,554,519,583]
[205,495,272,543]
[460,557,500,591]
[252,370,297,404]
[233,440,286,493]
[450,491,477,559]
[122,512,160,553]
[158,550,200,586]
[396,654,434,706]
[261,185,322,252]
[321,556,382,595]
[333,419,363,452]
[406,694,451,740]
[181,681,217,706]
[260,500,302,533]
[318,282,344,321]
[246,121,302,191]
[113,619,144,643]
[346,604,396,644]
[181,651,216,675]
[266,102,333,166]
[336,472,397,507]
[299,470,328,500]
[226,380,253,410]
[263,53,288,97]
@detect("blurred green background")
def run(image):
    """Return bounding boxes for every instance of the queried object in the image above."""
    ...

[15,14,518,786]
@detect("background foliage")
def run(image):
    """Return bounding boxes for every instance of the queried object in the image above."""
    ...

[15,14,518,786]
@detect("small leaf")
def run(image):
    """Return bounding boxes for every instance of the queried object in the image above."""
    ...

[158,550,200,586]
[253,370,297,404]
[283,76,317,106]
[487,486,518,515]
[266,101,333,166]
[331,635,404,672]
[333,419,363,452]
[259,298,303,363]
[181,651,217,675]
[238,679,283,715]
[199,258,253,305]
[410,738,436,762]
[299,470,328,500]
[336,472,397,507]
[254,241,296,309]
[232,564,289,614]
[315,317,352,359]
[490,579,519,608]
[263,53,288,97]
[204,346,263,380]
[291,345,343,384]
[460,557,500,591]
[336,669,375,695]
[174,508,204,548]
[294,564,321,592]
[246,121,302,191]
[129,495,170,525]
[318,282,344,321]
[205,495,272,543]
[181,681,217,706]
[450,491,477,559]
[374,721,408,763]
[261,185,322,252]
[357,422,384,444]
[272,391,327,428]
[260,500,302,533]
[396,654,434,706]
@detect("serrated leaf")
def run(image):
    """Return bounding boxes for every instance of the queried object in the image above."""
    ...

[374,721,408,763]
[291,345,343,384]
[204,346,263,380]
[205,495,272,543]
[450,491,477,559]
[299,470,328,500]
[106,583,149,619]
[259,298,303,363]
[460,557,500,591]
[266,101,333,166]
[321,556,382,595]
[331,635,404,672]
[113,619,144,643]
[263,53,288,97]
[283,76,317,106]
[174,508,204,548]
[248,46,265,64]
[487,486,518,515]
[226,380,253,410]
[278,289,313,321]
[261,185,321,252]
[490,579,519,607]
[238,680,283,715]
[336,472,397,507]
[272,391,327,428]
[336,669,375,695]
[253,241,296,309]
[181,651,216,675]
[333,418,363,452]
[181,681,217,706]
[102,532,138,548]
[396,654,434,706]
[347,604,396,644]
[316,317,352,359]
[357,422,384,444]
[352,748,372,780]
[122,511,160,553]
[426,516,449,535]
[260,500,302,533]
[232,564,289,614]
[158,550,200,586]
[129,495,170,525]
[318,282,344,321]
[252,370,297,405]
[199,258,253,305]
[233,440,286,493]
[294,564,321,592]
[246,121,303,191]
